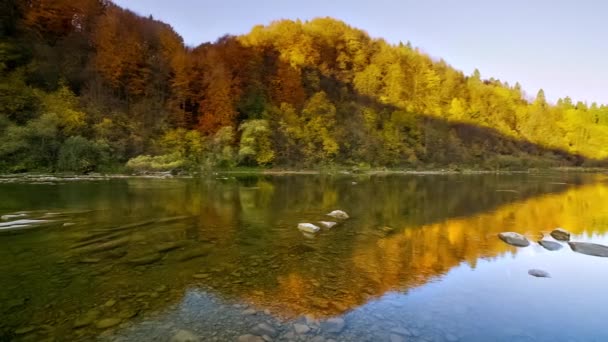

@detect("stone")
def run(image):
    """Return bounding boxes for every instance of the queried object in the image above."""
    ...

[498,232,530,247]
[73,309,100,329]
[171,329,201,342]
[326,210,349,220]
[95,318,122,329]
[297,223,320,234]
[294,323,310,334]
[538,240,563,251]
[242,308,257,315]
[238,335,264,342]
[528,269,551,278]
[117,309,138,319]
[569,242,608,257]
[321,317,345,333]
[104,299,116,307]
[252,323,277,337]
[550,228,571,241]
[318,221,338,229]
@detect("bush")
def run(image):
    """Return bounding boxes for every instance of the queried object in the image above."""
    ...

[125,153,185,173]
[57,136,109,172]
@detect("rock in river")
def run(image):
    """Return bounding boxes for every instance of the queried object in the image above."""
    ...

[538,240,563,251]
[318,221,337,229]
[569,242,608,257]
[327,210,349,220]
[498,232,530,247]
[298,223,320,234]
[528,269,551,278]
[550,228,571,241]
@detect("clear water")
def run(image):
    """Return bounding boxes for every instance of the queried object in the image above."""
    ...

[1,173,607,342]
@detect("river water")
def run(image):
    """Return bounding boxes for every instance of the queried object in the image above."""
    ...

[1,173,607,341]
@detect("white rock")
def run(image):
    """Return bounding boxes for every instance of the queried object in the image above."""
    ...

[298,223,320,234]
[498,232,530,247]
[327,210,349,220]
[318,221,337,229]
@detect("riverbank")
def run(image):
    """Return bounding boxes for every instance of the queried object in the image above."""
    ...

[0,167,606,184]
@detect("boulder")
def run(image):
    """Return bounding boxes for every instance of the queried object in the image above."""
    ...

[498,232,530,247]
[569,242,608,257]
[171,330,201,342]
[321,317,345,333]
[298,223,320,234]
[538,240,563,251]
[528,269,551,278]
[327,210,349,220]
[550,228,571,241]
[318,221,337,229]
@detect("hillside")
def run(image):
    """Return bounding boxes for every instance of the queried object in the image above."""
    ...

[1,0,607,172]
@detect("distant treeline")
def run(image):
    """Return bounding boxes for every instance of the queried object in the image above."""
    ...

[1,0,607,173]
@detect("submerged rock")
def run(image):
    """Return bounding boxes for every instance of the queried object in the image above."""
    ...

[327,210,349,220]
[294,323,310,334]
[569,242,608,257]
[171,329,201,342]
[321,317,346,333]
[73,309,100,329]
[538,240,563,251]
[318,221,337,229]
[550,228,571,241]
[95,317,121,329]
[528,269,551,278]
[498,232,530,247]
[176,248,211,262]
[128,253,163,265]
[298,223,320,234]
[155,241,188,253]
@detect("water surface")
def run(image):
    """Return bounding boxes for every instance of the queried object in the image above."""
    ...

[1,173,607,342]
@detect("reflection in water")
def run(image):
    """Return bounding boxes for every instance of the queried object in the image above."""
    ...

[0,174,607,341]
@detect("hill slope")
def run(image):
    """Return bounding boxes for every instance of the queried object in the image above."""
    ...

[1,0,607,172]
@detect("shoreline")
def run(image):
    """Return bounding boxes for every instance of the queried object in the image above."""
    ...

[0,167,606,183]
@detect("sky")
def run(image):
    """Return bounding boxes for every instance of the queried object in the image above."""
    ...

[113,0,607,105]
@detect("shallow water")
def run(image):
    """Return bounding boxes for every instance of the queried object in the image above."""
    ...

[1,173,608,342]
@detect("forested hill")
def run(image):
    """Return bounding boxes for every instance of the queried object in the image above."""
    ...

[1,1,607,173]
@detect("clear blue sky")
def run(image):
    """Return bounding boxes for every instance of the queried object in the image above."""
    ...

[114,0,607,105]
